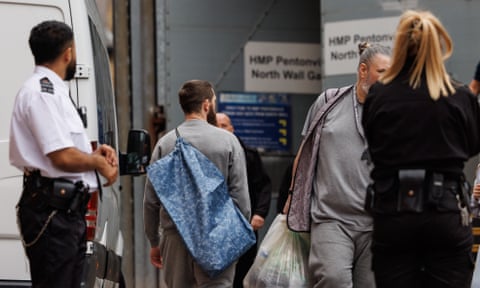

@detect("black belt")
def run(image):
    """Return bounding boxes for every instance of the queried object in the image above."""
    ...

[367,170,469,214]
[22,170,89,213]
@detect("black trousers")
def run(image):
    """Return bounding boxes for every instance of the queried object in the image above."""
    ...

[372,209,474,288]
[234,232,258,288]
[17,202,86,288]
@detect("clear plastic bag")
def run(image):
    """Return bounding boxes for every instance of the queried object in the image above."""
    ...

[472,249,480,287]
[471,164,480,218]
[243,214,310,288]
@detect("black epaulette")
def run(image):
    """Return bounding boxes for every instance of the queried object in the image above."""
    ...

[40,77,54,94]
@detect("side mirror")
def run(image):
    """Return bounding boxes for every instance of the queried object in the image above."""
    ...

[119,129,151,176]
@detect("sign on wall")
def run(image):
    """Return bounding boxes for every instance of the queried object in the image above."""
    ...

[244,41,322,94]
[323,16,398,76]
[218,92,291,153]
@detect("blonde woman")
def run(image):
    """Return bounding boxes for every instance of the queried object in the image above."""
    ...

[362,10,480,288]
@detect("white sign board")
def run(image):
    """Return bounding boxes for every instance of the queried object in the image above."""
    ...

[244,41,322,94]
[323,17,399,76]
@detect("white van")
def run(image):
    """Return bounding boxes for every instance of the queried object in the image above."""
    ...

[0,0,150,287]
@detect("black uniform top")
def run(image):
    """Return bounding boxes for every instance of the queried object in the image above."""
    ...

[474,61,480,82]
[362,59,480,180]
[237,137,272,219]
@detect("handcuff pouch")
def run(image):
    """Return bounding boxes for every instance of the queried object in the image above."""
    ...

[396,169,425,213]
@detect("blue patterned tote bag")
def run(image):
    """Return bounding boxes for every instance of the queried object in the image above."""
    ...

[146,129,256,278]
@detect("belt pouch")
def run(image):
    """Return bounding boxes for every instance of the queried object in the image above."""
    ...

[397,169,425,212]
[437,181,460,211]
[365,184,375,213]
[48,179,77,210]
[20,174,49,211]
[372,178,398,214]
[427,172,444,207]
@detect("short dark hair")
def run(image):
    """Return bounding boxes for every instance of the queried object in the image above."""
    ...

[29,20,74,65]
[178,80,214,114]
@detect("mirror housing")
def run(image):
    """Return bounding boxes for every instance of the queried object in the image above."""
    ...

[119,129,151,176]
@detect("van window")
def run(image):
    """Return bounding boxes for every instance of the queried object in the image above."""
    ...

[89,18,117,149]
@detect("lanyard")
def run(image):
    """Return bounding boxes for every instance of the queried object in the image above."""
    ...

[352,86,365,142]
[352,86,372,165]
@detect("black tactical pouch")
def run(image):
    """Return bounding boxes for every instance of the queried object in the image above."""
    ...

[370,177,398,214]
[435,180,461,212]
[427,172,444,207]
[396,169,425,213]
[364,184,375,213]
[22,171,86,212]
[48,179,77,210]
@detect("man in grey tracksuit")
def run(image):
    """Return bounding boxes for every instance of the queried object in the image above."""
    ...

[143,80,250,287]
[286,43,390,288]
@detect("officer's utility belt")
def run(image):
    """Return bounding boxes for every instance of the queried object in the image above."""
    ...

[22,170,89,213]
[366,169,470,214]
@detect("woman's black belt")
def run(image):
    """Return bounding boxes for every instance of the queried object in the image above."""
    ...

[366,169,470,214]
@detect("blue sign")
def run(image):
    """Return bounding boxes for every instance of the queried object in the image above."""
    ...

[218,92,291,153]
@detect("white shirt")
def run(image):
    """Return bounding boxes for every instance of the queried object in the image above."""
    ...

[9,66,97,189]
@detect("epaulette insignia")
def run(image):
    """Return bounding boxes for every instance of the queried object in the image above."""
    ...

[40,77,54,94]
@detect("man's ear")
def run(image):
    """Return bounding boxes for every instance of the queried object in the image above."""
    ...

[202,99,210,112]
[63,47,72,63]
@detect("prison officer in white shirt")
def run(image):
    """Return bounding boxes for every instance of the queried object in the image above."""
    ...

[9,20,117,288]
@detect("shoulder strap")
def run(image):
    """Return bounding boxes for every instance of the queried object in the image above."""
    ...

[325,85,353,103]
[313,85,350,118]
[157,128,181,160]
[324,87,341,103]
[305,85,354,136]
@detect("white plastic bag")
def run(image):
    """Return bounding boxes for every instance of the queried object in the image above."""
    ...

[472,252,480,287]
[243,214,310,288]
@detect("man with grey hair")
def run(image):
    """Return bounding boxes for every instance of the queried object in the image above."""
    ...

[285,43,391,288]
